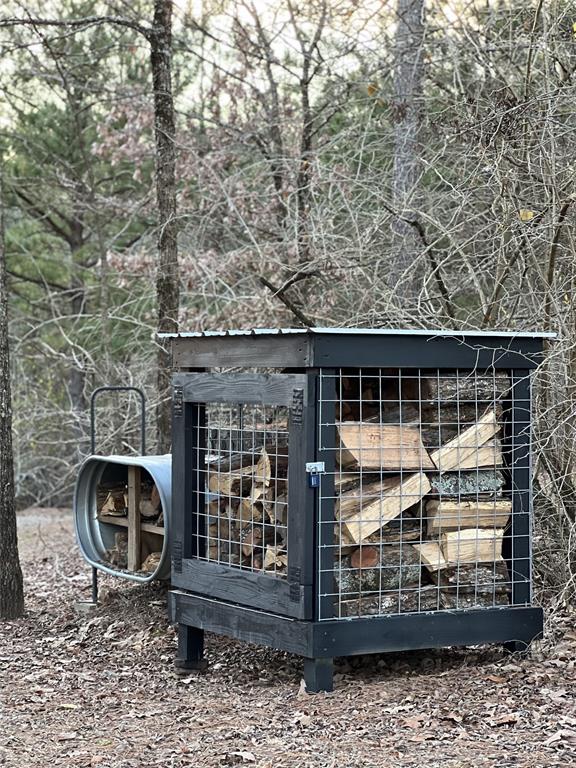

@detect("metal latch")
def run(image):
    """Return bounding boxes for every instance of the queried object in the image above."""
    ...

[306,461,325,488]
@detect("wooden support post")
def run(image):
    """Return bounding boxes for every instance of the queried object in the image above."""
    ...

[303,657,334,693]
[175,625,207,671]
[128,466,141,571]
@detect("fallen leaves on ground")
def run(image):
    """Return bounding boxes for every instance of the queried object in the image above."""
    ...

[1,508,576,768]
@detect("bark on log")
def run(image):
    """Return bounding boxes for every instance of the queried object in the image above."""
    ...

[425,372,510,404]
[335,543,422,597]
[339,586,440,617]
[0,187,24,618]
[428,470,505,497]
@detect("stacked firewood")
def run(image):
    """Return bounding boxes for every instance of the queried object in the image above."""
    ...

[206,372,514,617]
[206,445,288,572]
[97,477,163,571]
[335,372,512,615]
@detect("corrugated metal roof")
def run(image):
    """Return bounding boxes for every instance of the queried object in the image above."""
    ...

[158,326,556,340]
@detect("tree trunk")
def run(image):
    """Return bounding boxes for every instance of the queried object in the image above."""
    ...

[0,172,24,619]
[150,0,179,454]
[391,0,426,303]
[68,265,87,461]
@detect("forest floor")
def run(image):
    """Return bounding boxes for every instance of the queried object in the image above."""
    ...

[1,509,576,768]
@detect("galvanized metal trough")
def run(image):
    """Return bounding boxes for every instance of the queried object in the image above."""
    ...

[74,454,171,583]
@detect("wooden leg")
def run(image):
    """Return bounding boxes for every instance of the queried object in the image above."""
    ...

[175,625,208,671]
[127,466,141,571]
[303,657,334,693]
[503,640,530,657]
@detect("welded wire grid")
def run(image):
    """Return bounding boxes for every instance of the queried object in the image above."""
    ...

[317,368,531,620]
[194,403,289,578]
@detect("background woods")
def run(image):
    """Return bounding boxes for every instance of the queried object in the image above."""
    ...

[1,0,576,600]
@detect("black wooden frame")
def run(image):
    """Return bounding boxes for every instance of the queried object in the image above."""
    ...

[169,330,547,691]
[171,371,317,620]
[501,369,532,606]
[171,331,545,372]
[170,590,544,658]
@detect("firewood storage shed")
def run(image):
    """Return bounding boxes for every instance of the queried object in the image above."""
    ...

[165,327,552,692]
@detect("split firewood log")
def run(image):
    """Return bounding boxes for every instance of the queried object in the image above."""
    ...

[336,472,431,544]
[335,544,422,597]
[208,445,288,496]
[440,528,504,563]
[429,409,501,472]
[240,525,274,557]
[249,448,271,502]
[238,498,265,525]
[414,538,507,573]
[336,422,435,471]
[261,488,288,525]
[428,469,505,497]
[263,545,288,570]
[426,499,511,534]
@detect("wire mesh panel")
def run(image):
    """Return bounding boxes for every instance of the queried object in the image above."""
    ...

[195,402,290,578]
[317,367,530,620]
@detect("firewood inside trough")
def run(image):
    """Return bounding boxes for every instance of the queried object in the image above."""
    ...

[100,489,127,516]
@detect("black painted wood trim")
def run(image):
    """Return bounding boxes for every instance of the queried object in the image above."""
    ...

[171,591,543,660]
[311,606,544,657]
[506,370,532,606]
[311,335,544,370]
[170,590,313,656]
[287,374,317,595]
[173,372,308,407]
[172,335,312,370]
[172,559,312,619]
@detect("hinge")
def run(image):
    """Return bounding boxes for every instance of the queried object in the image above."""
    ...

[291,388,304,424]
[172,539,183,573]
[173,385,184,417]
[288,565,301,601]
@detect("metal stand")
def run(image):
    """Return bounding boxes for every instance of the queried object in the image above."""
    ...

[91,567,99,604]
[84,385,147,606]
